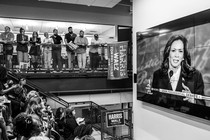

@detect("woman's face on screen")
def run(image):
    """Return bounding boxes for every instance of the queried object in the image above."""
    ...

[169,40,184,69]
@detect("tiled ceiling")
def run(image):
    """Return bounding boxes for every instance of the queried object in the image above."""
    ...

[39,0,122,8]
[0,17,115,38]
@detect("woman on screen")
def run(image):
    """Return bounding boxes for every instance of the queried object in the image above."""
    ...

[150,35,205,110]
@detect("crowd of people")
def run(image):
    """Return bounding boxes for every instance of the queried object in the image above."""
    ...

[0,26,105,73]
[0,65,96,140]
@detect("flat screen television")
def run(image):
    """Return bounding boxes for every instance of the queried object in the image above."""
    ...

[137,9,210,120]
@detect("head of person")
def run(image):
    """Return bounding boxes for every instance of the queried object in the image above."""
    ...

[94,34,99,40]
[26,96,43,116]
[20,27,25,34]
[68,27,73,33]
[32,31,38,38]
[27,90,40,101]
[19,78,26,85]
[76,117,85,125]
[44,32,49,38]
[53,29,58,35]
[161,35,193,76]
[79,30,84,37]
[4,26,10,33]
[65,106,76,118]
[55,107,65,119]
[13,113,42,138]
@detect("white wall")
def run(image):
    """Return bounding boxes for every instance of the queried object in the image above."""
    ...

[133,0,210,140]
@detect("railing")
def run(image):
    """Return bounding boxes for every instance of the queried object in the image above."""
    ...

[69,101,133,140]
[7,70,69,107]
[101,108,133,140]
[0,44,133,73]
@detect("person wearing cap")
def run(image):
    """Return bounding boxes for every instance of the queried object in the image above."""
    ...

[74,30,88,73]
[0,26,15,69]
[76,117,85,125]
[89,34,102,72]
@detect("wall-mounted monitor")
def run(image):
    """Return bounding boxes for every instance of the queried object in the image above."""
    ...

[137,9,210,120]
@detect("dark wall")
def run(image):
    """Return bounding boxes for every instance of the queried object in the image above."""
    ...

[27,75,132,95]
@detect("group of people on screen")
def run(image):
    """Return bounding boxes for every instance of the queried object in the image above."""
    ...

[0,26,103,73]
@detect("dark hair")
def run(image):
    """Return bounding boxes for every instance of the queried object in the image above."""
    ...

[65,107,75,118]
[32,31,39,37]
[20,27,25,33]
[161,34,195,78]
[68,27,72,29]
[53,29,58,33]
[13,113,41,138]
[55,107,64,119]
[5,26,10,30]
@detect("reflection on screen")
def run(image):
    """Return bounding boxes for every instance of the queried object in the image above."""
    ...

[137,12,210,120]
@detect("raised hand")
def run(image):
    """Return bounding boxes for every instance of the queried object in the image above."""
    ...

[182,83,195,103]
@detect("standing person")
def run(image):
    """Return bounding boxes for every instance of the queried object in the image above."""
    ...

[64,27,77,71]
[74,30,88,73]
[54,107,65,138]
[89,34,102,72]
[29,31,41,72]
[63,107,78,140]
[8,78,27,118]
[148,35,205,111]
[42,32,54,72]
[16,28,29,71]
[0,26,15,69]
[51,29,63,73]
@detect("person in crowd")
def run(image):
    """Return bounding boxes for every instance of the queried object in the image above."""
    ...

[0,66,17,140]
[16,28,29,71]
[54,107,65,138]
[74,30,88,73]
[0,66,17,96]
[74,124,95,140]
[65,27,77,71]
[76,117,85,126]
[26,90,40,102]
[6,78,27,118]
[63,107,78,140]
[0,104,9,140]
[29,31,41,72]
[42,32,54,72]
[13,113,49,140]
[0,26,15,69]
[89,34,102,72]
[147,35,206,111]
[51,29,63,73]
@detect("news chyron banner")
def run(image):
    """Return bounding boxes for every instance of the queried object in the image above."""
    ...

[107,41,128,80]
[106,111,125,127]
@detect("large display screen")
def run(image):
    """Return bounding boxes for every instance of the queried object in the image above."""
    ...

[137,9,210,120]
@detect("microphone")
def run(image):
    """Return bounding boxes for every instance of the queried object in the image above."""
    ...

[169,70,173,78]
[169,70,174,83]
